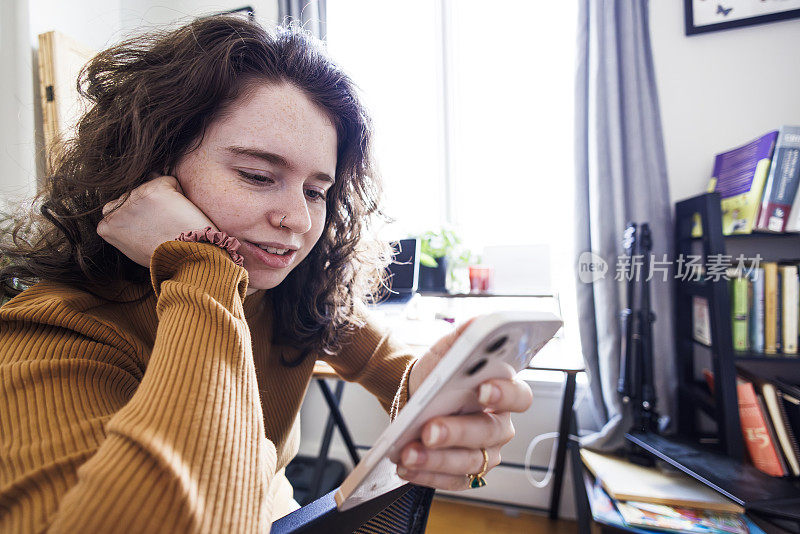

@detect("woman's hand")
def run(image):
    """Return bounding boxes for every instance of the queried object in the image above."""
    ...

[399,318,534,490]
[97,174,216,268]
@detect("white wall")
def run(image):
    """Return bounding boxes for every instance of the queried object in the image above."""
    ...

[0,0,37,208]
[649,2,800,207]
[29,0,279,49]
[119,0,279,34]
[4,0,279,200]
[29,0,124,51]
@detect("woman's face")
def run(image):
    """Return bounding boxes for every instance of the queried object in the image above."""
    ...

[173,82,338,294]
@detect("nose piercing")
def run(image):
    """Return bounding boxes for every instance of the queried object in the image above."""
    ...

[279,215,286,229]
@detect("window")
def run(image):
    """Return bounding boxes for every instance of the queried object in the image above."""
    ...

[327,1,581,366]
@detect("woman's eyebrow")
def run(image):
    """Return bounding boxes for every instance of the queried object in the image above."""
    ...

[224,145,334,183]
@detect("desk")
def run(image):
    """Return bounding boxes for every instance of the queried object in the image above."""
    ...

[536,365,585,520]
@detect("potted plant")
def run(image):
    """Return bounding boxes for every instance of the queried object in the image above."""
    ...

[417,227,473,293]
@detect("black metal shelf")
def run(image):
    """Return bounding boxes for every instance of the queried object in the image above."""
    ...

[674,193,744,460]
[654,192,800,525]
[734,351,800,361]
[677,280,711,298]
[689,337,800,361]
[690,230,800,240]
[678,381,716,418]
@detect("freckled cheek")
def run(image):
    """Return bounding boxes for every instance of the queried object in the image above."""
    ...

[189,184,259,228]
[308,212,327,246]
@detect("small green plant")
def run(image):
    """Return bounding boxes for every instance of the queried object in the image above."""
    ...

[418,227,476,268]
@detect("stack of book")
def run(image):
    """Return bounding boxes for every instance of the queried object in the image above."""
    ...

[692,125,800,236]
[726,264,795,355]
[693,263,800,356]
[581,449,765,533]
[703,370,800,478]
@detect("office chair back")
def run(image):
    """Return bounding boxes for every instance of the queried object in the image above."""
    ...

[271,484,435,534]
[353,485,435,534]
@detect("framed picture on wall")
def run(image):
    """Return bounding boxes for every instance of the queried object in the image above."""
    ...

[684,0,800,35]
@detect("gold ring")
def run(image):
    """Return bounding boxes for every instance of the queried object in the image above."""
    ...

[467,448,489,489]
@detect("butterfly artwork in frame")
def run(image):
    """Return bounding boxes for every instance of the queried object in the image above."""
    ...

[684,0,800,35]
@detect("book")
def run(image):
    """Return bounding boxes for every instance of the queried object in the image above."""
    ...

[755,392,790,475]
[692,130,778,237]
[773,379,800,466]
[777,269,783,352]
[779,395,800,468]
[780,264,799,354]
[587,473,768,534]
[693,296,712,346]
[580,449,744,513]
[615,500,749,534]
[788,153,800,231]
[585,474,629,527]
[761,380,800,475]
[749,267,765,353]
[764,262,779,354]
[737,376,787,476]
[755,126,800,232]
[729,273,749,351]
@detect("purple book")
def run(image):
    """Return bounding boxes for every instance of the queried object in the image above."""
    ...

[704,130,778,236]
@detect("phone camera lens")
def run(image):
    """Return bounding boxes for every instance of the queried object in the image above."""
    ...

[466,359,488,376]
[485,335,508,353]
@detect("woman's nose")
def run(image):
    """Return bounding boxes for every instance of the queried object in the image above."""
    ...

[271,188,312,234]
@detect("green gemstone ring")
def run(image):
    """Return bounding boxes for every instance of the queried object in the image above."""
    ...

[468,474,487,488]
[467,448,489,489]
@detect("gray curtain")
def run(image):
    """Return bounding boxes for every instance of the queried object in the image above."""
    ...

[278,0,327,40]
[574,0,676,451]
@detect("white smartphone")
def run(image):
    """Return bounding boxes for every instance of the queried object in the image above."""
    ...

[334,311,563,511]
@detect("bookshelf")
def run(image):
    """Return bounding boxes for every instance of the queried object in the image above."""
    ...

[626,192,800,523]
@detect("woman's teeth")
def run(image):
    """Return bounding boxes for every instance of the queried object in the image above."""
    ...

[260,245,289,255]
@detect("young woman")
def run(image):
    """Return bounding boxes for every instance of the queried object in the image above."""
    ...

[0,16,534,532]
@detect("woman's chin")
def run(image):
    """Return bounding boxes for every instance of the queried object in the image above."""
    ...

[243,269,289,294]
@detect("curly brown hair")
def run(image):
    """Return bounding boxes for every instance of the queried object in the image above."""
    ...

[0,16,392,360]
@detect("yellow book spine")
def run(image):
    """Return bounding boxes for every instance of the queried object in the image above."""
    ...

[764,262,778,354]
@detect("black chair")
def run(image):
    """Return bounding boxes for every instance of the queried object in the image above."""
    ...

[275,363,436,533]
[271,483,436,534]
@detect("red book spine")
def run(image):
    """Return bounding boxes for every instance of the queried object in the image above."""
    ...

[737,378,786,476]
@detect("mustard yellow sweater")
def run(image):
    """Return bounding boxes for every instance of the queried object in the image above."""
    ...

[0,240,416,533]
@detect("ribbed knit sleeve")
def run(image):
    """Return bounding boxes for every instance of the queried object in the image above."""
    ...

[322,317,419,420]
[0,240,277,533]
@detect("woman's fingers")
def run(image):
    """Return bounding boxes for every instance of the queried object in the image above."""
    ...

[400,443,501,475]
[101,196,126,217]
[96,174,214,268]
[395,469,474,491]
[420,411,514,450]
[478,377,533,413]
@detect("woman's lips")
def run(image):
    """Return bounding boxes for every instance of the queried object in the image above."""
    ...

[242,240,297,269]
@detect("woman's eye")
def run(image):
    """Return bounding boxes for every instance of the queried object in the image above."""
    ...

[305,189,326,202]
[237,170,273,183]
